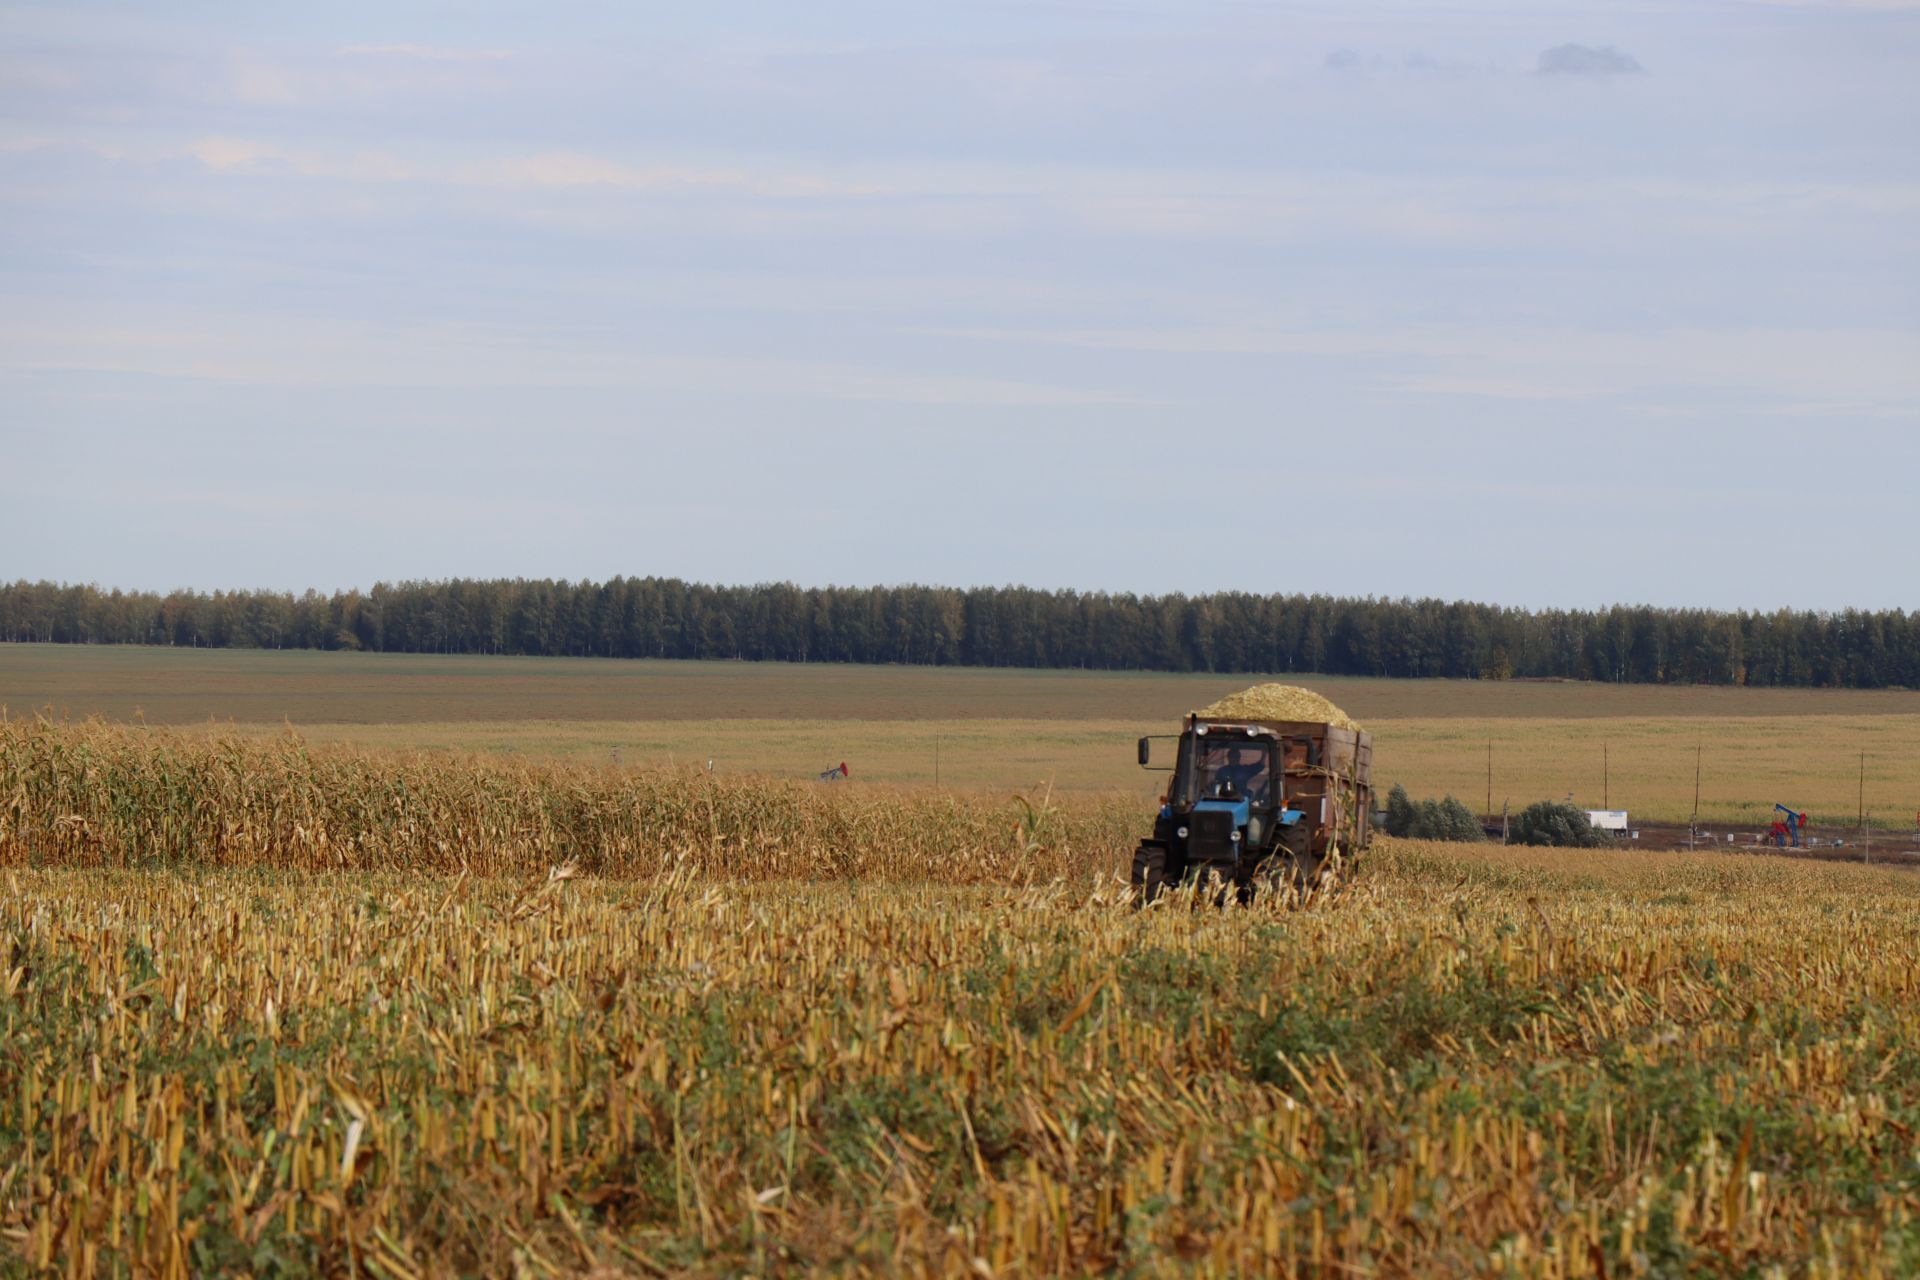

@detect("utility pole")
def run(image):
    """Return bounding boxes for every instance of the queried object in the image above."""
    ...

[1486,740,1493,822]
[935,738,941,790]
[1690,744,1701,853]
[1858,750,1866,831]
[1603,741,1610,810]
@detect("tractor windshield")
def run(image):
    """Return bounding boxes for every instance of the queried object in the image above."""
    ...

[1186,737,1273,806]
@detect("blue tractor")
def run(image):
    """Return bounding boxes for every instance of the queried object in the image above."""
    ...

[1131,714,1372,904]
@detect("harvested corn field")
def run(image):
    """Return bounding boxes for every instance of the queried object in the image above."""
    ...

[1193,683,1360,729]
[0,721,1136,882]
[8,648,1919,827]
[6,841,1920,1276]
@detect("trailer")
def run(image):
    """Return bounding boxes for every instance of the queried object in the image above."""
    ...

[1132,705,1372,904]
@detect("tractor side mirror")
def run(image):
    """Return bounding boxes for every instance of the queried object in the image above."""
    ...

[1137,737,1151,767]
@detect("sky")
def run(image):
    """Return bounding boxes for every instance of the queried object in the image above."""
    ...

[2,0,1916,611]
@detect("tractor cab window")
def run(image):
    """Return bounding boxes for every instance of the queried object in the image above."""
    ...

[1188,738,1272,806]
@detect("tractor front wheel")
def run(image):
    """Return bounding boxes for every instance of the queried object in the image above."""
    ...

[1130,844,1171,906]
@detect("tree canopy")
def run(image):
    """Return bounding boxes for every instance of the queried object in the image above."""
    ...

[2,578,1916,688]
[1382,784,1485,843]
[1510,801,1611,848]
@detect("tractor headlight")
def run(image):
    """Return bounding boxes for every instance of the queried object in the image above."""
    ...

[1175,826,1189,839]
[1230,830,1242,843]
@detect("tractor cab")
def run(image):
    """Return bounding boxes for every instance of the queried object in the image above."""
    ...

[1134,723,1308,899]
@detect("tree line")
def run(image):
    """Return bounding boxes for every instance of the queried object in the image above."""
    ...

[2,577,1916,687]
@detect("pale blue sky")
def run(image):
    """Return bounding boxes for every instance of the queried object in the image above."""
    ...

[3,0,1916,609]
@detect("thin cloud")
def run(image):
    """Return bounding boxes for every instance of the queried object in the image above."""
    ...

[472,151,888,199]
[185,136,283,172]
[338,44,510,63]
[0,308,1146,407]
[920,324,1920,414]
[161,138,885,198]
[182,136,413,182]
[1536,44,1644,76]
[1321,48,1480,73]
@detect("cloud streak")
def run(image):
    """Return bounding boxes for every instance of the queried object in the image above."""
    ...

[338,44,511,63]
[1536,44,1644,76]
[0,306,1146,407]
[920,325,1920,414]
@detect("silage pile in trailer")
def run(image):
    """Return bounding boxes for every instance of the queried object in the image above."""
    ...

[1194,683,1360,729]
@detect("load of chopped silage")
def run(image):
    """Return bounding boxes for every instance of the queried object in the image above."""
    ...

[1193,683,1360,729]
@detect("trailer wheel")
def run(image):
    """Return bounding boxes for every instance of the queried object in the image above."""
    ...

[1130,845,1170,906]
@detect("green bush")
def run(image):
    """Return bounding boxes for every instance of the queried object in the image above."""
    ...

[1383,784,1484,843]
[1385,784,1417,835]
[1509,800,1610,848]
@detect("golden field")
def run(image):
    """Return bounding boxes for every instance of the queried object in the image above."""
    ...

[149,712,1920,833]
[4,723,1920,1275]
[4,645,1917,832]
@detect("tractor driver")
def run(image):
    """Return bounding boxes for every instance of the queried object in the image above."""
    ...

[1214,746,1268,802]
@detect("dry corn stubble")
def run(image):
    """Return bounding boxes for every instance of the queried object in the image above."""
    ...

[4,723,1920,1277]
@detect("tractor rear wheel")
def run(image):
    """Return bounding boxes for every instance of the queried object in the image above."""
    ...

[1130,844,1170,906]
[1277,823,1321,888]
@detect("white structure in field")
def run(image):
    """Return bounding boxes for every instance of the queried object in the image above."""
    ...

[1585,809,1630,835]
